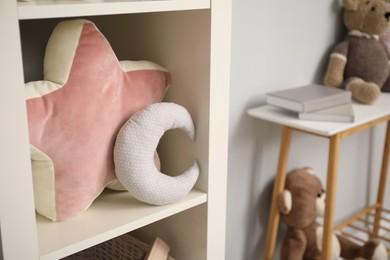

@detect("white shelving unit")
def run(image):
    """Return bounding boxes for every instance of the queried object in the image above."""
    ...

[0,0,231,259]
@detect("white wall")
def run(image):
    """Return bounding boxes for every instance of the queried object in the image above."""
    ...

[226,0,390,259]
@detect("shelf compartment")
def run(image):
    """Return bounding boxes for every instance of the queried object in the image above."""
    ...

[336,203,390,255]
[37,188,207,260]
[18,0,210,20]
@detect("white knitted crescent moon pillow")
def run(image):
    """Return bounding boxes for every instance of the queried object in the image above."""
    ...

[113,102,199,205]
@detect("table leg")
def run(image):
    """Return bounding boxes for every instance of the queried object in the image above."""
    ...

[264,127,293,260]
[322,133,341,260]
[373,121,390,236]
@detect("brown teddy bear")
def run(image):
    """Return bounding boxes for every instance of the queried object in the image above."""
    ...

[324,0,390,104]
[279,167,387,259]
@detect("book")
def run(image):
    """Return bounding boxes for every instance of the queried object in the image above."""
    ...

[298,103,355,122]
[266,84,352,113]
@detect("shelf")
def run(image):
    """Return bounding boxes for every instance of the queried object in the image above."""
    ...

[37,188,207,260]
[336,203,390,255]
[1,0,231,258]
[248,93,390,137]
[18,0,210,20]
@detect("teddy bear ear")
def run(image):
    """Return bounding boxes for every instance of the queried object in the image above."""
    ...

[279,190,292,214]
[302,166,315,175]
[343,0,360,11]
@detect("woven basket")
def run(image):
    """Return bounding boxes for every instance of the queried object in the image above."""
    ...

[63,234,174,260]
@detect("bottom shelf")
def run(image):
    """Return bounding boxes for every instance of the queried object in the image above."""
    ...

[36,189,207,260]
[336,203,390,255]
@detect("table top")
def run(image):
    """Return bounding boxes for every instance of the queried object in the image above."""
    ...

[247,93,390,137]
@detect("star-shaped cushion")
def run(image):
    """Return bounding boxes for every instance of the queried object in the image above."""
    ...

[25,19,170,221]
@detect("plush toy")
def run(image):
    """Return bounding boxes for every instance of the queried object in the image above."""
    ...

[114,102,199,205]
[25,19,170,221]
[324,0,390,104]
[279,167,386,259]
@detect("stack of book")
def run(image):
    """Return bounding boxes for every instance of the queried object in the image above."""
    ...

[266,84,355,122]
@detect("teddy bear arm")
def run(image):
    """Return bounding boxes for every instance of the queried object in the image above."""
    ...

[324,41,349,88]
[324,53,347,87]
[281,229,307,260]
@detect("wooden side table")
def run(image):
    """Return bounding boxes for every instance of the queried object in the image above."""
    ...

[248,94,390,260]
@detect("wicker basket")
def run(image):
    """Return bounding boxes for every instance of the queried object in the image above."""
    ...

[62,234,175,260]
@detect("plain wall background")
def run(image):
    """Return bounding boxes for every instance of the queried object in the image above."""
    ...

[226,0,390,259]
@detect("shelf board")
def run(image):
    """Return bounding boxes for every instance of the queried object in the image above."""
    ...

[18,0,210,20]
[37,188,207,260]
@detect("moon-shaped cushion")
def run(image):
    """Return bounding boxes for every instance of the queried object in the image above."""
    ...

[114,102,199,205]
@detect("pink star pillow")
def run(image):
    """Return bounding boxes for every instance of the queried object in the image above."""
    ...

[25,19,170,221]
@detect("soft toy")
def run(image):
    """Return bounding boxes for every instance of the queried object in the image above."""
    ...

[114,102,199,205]
[324,0,390,104]
[26,19,170,221]
[279,167,386,259]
